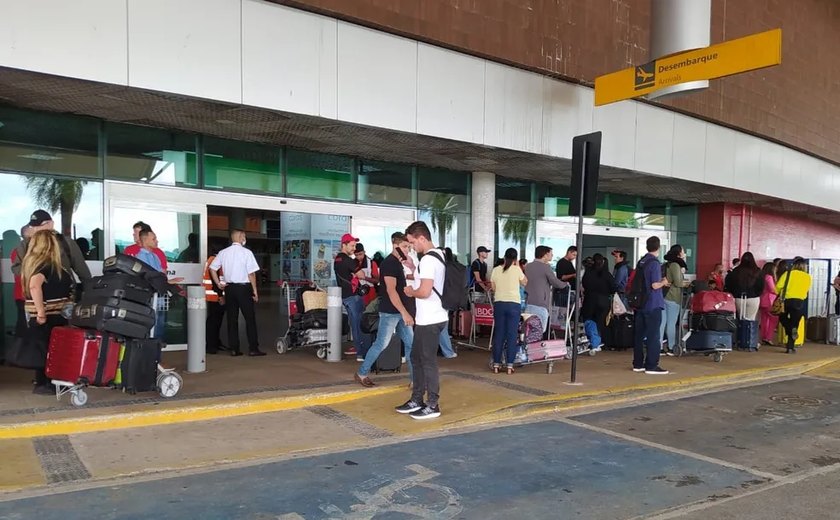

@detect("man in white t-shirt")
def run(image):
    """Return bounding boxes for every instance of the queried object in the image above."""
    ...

[396,221,447,420]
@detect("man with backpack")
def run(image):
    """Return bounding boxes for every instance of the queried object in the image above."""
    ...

[628,236,671,375]
[397,221,465,420]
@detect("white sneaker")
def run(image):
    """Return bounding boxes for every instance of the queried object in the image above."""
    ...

[401,357,406,364]
[356,356,364,362]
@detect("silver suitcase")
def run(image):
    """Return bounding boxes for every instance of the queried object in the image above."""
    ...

[828,316,840,345]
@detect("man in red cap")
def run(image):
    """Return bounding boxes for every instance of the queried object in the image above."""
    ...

[334,233,371,359]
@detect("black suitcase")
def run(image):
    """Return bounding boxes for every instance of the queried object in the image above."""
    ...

[608,314,635,349]
[373,335,402,374]
[102,254,170,294]
[71,299,156,339]
[691,312,737,333]
[121,338,162,393]
[83,273,155,306]
[685,330,733,351]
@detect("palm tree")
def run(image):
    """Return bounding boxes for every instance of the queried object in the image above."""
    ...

[502,218,533,258]
[25,177,87,236]
[428,193,457,247]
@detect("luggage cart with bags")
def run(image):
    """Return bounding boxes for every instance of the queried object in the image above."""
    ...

[674,286,732,363]
[275,281,333,358]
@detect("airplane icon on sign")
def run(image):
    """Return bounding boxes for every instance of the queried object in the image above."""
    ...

[636,67,654,83]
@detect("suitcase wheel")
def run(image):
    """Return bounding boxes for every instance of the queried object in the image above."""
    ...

[275,337,289,355]
[157,372,182,398]
[70,389,88,407]
[316,346,327,360]
[714,352,723,363]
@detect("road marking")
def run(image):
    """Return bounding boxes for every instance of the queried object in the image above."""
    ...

[308,406,393,439]
[559,418,781,481]
[635,462,840,520]
[32,436,91,484]
[0,387,402,440]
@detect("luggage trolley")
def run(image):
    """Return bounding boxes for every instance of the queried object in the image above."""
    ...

[549,290,593,359]
[275,281,331,359]
[673,286,730,363]
[455,290,495,352]
[52,293,183,407]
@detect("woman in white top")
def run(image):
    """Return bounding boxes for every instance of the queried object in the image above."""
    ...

[490,248,528,374]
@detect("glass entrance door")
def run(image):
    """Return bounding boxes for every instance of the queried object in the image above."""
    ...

[107,183,206,349]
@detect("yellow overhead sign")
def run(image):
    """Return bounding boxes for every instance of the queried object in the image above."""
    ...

[594,28,782,106]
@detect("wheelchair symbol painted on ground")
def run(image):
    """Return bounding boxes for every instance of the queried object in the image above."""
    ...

[279,464,463,519]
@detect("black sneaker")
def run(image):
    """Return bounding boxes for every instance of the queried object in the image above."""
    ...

[409,405,441,420]
[395,400,424,414]
[645,366,670,375]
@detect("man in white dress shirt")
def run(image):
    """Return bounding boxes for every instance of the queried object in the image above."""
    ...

[209,229,265,357]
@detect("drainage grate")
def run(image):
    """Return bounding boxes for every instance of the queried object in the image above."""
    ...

[308,406,393,439]
[33,436,92,484]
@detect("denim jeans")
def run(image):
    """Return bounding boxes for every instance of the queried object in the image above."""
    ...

[492,301,521,365]
[358,312,414,377]
[524,304,549,333]
[659,300,681,350]
[584,319,601,348]
[343,295,371,356]
[439,327,456,357]
[634,308,663,370]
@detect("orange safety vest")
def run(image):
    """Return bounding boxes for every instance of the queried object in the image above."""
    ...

[203,256,224,303]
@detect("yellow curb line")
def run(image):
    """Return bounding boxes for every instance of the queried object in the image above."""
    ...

[0,386,403,440]
[450,356,840,429]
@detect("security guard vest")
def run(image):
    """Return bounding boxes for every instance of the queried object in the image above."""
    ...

[203,256,224,303]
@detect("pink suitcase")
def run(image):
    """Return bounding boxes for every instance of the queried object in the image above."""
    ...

[524,339,567,361]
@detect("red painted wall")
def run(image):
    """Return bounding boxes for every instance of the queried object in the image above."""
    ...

[697,203,840,277]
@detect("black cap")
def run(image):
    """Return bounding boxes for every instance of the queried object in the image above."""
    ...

[476,246,491,254]
[355,243,365,253]
[29,210,53,227]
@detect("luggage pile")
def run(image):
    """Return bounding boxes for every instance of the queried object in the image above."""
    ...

[45,254,182,406]
[686,290,736,353]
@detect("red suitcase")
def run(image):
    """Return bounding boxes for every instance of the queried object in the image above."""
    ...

[46,327,122,386]
[450,310,472,338]
[691,291,736,314]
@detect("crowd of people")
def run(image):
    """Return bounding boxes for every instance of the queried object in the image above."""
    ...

[3,208,821,418]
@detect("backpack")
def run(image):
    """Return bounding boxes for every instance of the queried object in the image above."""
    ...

[624,268,636,295]
[626,259,649,310]
[466,261,475,288]
[426,251,469,311]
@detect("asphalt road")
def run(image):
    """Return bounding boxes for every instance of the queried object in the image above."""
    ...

[1,376,839,519]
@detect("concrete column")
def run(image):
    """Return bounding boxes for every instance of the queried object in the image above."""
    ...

[471,172,496,259]
[648,0,711,100]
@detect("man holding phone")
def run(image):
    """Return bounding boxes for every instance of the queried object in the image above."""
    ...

[355,232,415,387]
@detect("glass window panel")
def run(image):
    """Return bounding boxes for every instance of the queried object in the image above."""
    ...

[0,106,100,178]
[203,137,281,194]
[358,160,413,205]
[497,217,536,262]
[417,209,470,263]
[496,177,533,218]
[640,197,669,230]
[536,183,570,219]
[608,193,642,229]
[105,123,198,187]
[1,173,104,344]
[286,149,354,201]
[417,168,469,213]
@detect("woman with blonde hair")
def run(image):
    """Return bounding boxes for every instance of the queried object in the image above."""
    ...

[21,229,74,394]
[775,257,812,354]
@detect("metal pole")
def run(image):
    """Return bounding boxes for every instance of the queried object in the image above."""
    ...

[327,286,343,362]
[186,285,206,373]
[570,141,588,384]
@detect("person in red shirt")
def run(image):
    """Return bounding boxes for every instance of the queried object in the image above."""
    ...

[123,221,168,270]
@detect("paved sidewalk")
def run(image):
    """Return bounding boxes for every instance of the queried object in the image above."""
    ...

[0,343,838,494]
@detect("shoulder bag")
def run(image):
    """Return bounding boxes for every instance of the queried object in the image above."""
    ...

[770,272,790,316]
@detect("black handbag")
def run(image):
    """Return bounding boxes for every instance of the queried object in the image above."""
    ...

[361,312,379,334]
[5,324,49,369]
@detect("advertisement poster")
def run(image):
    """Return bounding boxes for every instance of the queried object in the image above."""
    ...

[311,214,351,288]
[279,212,311,283]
